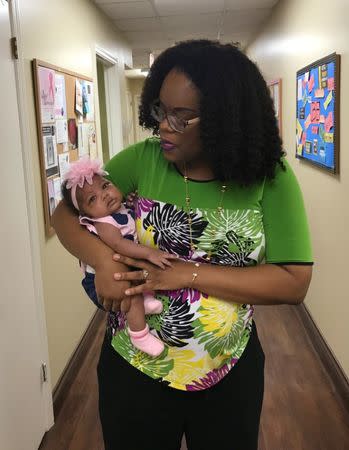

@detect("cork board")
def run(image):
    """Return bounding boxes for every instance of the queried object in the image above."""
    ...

[32,59,97,236]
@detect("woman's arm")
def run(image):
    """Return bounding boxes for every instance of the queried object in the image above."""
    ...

[52,201,131,311]
[112,256,312,306]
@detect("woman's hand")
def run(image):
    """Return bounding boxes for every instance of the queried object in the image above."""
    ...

[94,255,132,312]
[112,254,191,296]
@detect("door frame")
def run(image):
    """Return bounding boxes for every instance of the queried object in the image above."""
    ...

[8,0,54,429]
[95,45,124,158]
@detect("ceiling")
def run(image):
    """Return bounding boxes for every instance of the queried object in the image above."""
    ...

[93,0,279,70]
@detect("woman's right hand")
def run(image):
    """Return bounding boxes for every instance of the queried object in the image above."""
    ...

[94,252,131,313]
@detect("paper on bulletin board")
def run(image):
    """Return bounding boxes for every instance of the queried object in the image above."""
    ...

[75,79,83,116]
[38,67,55,123]
[47,178,55,216]
[77,123,89,157]
[324,90,333,110]
[54,74,67,119]
[325,111,333,133]
[327,77,334,90]
[42,125,58,177]
[296,119,303,141]
[58,152,70,179]
[53,177,62,206]
[85,81,95,121]
[88,123,97,159]
[55,119,68,143]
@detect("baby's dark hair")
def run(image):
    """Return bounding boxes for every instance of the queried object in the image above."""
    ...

[61,180,79,214]
[139,39,285,185]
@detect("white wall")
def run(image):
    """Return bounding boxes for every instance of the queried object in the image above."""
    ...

[126,77,153,144]
[248,0,349,377]
[19,0,132,387]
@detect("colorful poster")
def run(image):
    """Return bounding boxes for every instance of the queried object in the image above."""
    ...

[296,54,339,172]
[38,67,55,123]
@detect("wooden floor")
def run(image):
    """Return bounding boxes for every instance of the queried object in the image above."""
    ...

[40,305,349,450]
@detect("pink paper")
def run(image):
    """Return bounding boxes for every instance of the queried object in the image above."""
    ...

[301,131,306,146]
[312,126,318,134]
[320,115,325,123]
[325,111,334,133]
[308,74,315,93]
[315,89,324,98]
[327,77,334,90]
[310,102,320,123]
[304,114,311,129]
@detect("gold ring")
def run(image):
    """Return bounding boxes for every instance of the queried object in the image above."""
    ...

[142,269,149,280]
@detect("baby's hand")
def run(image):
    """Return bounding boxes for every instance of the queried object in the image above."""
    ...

[125,191,138,209]
[147,249,178,269]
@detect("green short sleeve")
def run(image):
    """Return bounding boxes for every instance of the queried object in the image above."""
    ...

[104,141,143,195]
[262,159,313,264]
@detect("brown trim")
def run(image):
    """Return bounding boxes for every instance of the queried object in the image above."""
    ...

[295,303,349,412]
[52,309,106,419]
[34,59,93,81]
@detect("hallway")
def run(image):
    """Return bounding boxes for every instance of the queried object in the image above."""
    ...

[40,305,349,450]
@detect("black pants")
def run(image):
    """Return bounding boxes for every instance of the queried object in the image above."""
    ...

[97,322,265,450]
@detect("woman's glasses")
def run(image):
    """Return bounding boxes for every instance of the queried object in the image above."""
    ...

[150,101,200,133]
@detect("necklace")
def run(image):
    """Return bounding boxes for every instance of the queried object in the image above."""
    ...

[183,163,227,261]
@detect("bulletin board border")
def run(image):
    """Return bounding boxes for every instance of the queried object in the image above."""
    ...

[295,52,341,174]
[32,59,94,237]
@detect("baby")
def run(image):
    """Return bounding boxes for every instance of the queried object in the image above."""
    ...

[62,157,174,357]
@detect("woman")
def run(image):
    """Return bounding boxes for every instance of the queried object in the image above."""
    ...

[53,40,313,450]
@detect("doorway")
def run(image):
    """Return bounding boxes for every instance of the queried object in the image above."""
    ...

[95,48,124,162]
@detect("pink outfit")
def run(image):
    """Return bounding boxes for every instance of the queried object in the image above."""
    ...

[79,205,137,241]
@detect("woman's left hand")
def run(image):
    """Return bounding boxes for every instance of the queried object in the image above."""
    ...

[112,254,189,295]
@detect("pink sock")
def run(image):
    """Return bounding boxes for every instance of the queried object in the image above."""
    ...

[128,325,164,357]
[143,292,163,315]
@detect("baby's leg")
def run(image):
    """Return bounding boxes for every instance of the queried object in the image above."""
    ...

[143,291,163,315]
[127,295,164,357]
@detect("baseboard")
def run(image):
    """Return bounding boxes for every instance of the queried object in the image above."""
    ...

[52,308,105,419]
[296,303,349,412]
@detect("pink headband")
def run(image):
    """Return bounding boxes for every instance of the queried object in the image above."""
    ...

[63,156,108,211]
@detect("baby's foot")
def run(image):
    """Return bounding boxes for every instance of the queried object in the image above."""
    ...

[128,325,164,357]
[143,294,163,314]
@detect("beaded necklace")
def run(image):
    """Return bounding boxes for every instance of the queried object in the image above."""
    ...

[183,163,227,261]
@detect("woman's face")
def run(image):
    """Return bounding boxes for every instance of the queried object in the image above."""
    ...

[158,69,202,165]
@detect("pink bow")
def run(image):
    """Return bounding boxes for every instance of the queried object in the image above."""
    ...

[64,156,108,210]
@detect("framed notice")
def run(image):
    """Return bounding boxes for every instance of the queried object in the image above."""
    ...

[296,53,340,173]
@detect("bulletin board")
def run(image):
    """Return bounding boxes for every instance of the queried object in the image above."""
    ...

[267,78,282,137]
[32,59,97,236]
[296,53,340,173]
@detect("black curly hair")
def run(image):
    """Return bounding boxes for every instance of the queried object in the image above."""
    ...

[139,39,285,185]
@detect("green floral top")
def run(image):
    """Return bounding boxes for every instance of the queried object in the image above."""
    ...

[105,138,312,391]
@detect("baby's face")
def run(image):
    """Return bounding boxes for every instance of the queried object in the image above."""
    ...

[77,175,123,218]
